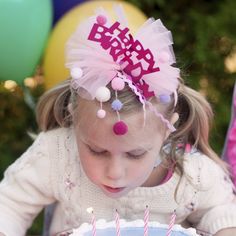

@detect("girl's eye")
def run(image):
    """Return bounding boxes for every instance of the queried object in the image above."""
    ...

[87,146,107,156]
[126,151,147,159]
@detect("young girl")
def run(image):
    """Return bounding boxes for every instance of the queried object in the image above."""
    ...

[0,7,236,236]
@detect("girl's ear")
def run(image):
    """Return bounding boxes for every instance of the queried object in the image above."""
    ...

[68,103,73,115]
[165,112,179,140]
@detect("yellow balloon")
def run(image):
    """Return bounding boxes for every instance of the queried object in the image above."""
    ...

[43,0,147,89]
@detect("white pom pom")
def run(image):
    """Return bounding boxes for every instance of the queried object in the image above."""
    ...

[70,67,83,79]
[95,87,111,102]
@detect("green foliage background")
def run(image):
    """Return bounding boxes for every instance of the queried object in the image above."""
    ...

[0,0,235,234]
[128,0,236,152]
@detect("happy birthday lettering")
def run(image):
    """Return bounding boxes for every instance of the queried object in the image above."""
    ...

[88,21,160,86]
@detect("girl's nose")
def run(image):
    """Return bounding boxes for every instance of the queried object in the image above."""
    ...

[106,157,125,181]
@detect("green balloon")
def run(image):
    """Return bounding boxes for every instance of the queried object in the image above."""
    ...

[0,0,52,84]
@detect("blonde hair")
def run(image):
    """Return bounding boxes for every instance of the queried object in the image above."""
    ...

[36,78,227,173]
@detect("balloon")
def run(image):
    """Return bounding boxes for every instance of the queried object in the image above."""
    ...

[0,0,52,84]
[52,0,85,25]
[43,0,147,89]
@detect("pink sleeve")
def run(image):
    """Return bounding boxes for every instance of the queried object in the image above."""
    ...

[222,83,236,187]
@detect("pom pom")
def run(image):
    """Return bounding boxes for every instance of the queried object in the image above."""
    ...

[97,109,106,118]
[70,67,83,79]
[96,15,107,25]
[158,51,170,63]
[159,94,171,104]
[111,77,125,91]
[95,87,111,102]
[111,99,123,111]
[113,121,128,135]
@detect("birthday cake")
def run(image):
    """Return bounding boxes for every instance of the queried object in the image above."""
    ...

[68,219,200,236]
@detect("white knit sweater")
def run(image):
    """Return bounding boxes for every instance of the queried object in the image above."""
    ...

[0,128,235,236]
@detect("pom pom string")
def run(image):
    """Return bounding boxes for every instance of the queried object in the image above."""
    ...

[146,101,176,132]
[122,75,147,127]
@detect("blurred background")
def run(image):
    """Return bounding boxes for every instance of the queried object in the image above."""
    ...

[0,0,235,234]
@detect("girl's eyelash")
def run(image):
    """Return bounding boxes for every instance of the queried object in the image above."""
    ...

[87,144,146,159]
[87,146,106,156]
[126,152,146,159]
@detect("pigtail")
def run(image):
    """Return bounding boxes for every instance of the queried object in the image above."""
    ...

[170,79,228,171]
[36,79,72,131]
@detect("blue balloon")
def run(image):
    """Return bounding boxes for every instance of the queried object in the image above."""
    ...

[52,0,85,25]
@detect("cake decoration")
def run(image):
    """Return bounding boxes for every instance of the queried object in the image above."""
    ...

[56,208,200,236]
[67,219,200,236]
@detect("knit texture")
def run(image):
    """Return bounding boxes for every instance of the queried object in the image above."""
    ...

[0,128,235,236]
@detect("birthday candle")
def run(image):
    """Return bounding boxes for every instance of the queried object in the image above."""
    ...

[87,207,96,236]
[144,205,149,236]
[115,209,121,236]
[166,210,176,236]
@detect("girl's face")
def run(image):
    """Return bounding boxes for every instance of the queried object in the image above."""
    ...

[75,110,168,199]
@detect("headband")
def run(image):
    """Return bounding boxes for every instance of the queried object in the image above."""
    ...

[66,6,180,135]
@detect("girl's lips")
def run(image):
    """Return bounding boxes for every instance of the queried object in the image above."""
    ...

[103,185,125,193]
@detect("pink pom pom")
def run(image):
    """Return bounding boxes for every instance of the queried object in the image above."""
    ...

[159,51,170,63]
[97,109,106,118]
[111,77,125,91]
[96,15,107,25]
[113,121,128,135]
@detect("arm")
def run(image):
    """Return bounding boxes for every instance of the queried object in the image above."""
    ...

[214,228,236,236]
[0,132,56,236]
[183,153,236,235]
[214,196,236,236]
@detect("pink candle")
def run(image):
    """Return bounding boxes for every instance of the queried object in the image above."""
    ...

[115,209,121,236]
[87,207,96,236]
[144,205,149,236]
[166,210,176,236]
[91,211,96,236]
